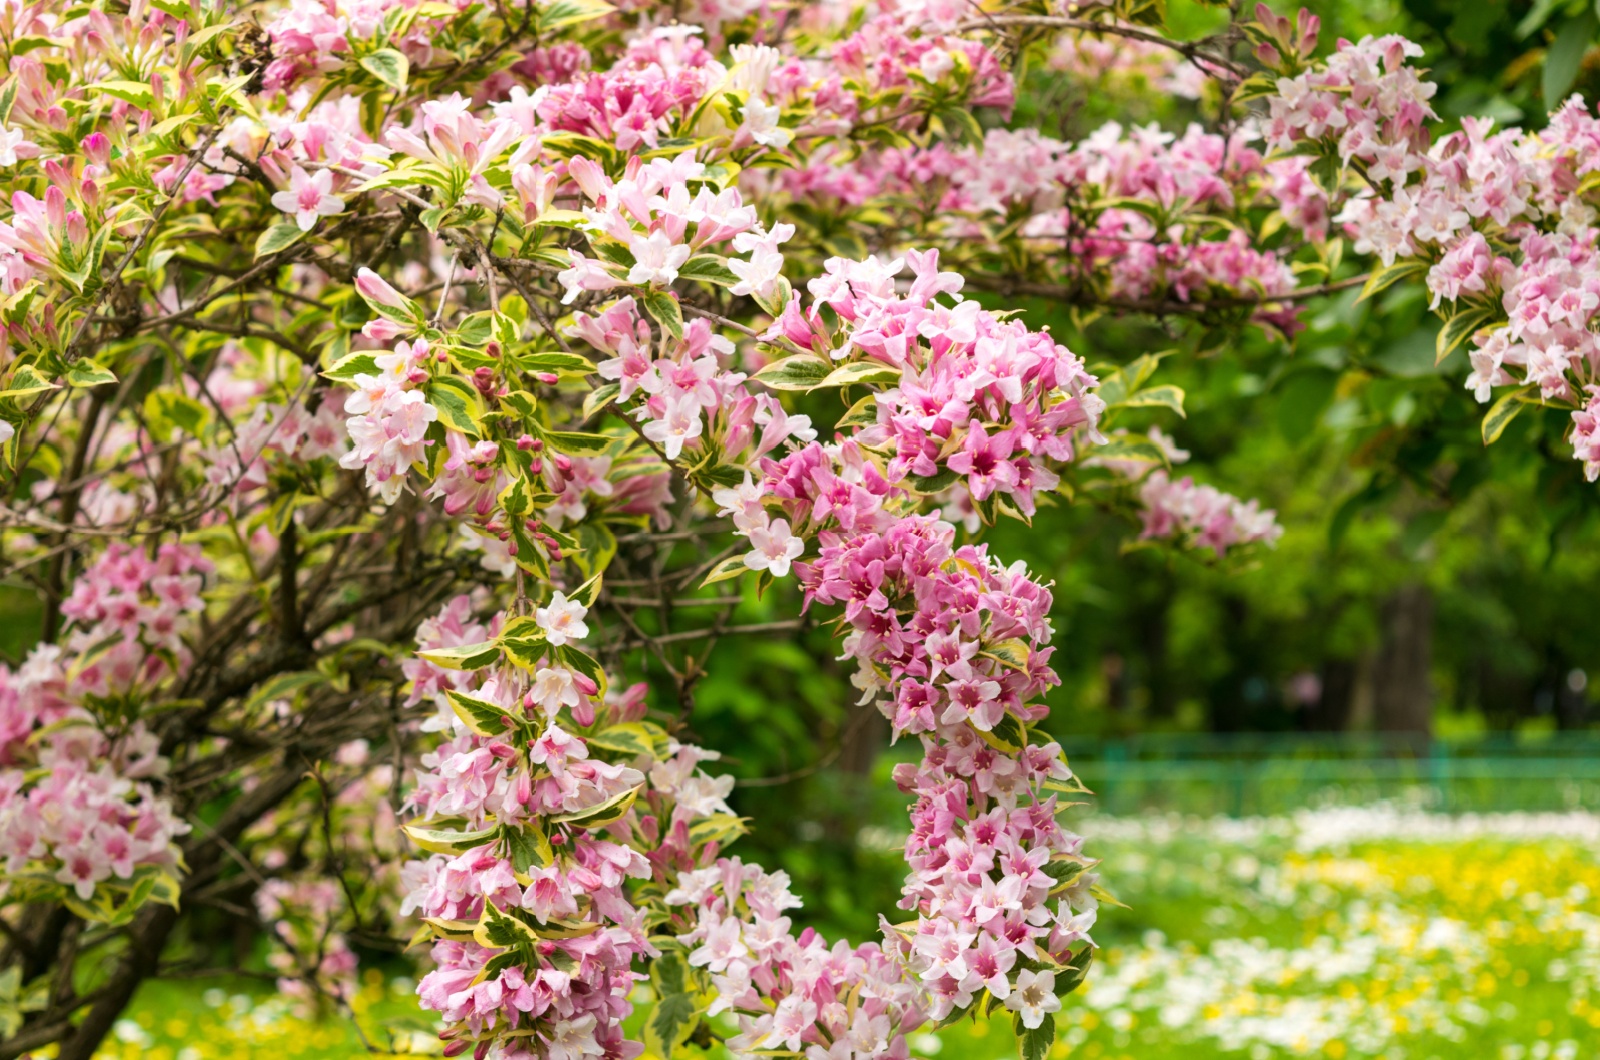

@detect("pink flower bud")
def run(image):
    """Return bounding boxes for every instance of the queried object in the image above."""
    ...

[355,267,411,311]
[566,155,608,201]
[81,133,111,167]
[360,318,406,342]
[516,434,535,450]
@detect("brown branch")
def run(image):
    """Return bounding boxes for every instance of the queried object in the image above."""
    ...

[952,14,1247,78]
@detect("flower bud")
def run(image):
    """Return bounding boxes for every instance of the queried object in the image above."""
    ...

[355,267,411,310]
[360,318,407,342]
[81,132,111,167]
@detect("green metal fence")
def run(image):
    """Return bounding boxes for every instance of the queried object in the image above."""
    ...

[1054,733,1600,816]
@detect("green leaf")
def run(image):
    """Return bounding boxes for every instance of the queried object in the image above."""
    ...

[980,638,1031,671]
[569,570,604,608]
[0,365,58,401]
[503,822,553,873]
[583,382,621,419]
[403,822,499,855]
[1436,306,1496,365]
[978,712,1028,753]
[244,670,326,709]
[752,354,831,391]
[255,222,306,259]
[573,522,617,579]
[417,640,501,671]
[455,310,494,346]
[677,254,741,286]
[1087,438,1168,465]
[1114,384,1185,417]
[641,290,684,341]
[686,813,749,847]
[555,644,606,697]
[474,902,541,951]
[64,361,117,388]
[585,722,661,759]
[539,0,615,32]
[818,360,902,389]
[700,554,751,588]
[420,917,480,941]
[428,378,483,437]
[643,950,701,1059]
[1543,11,1597,103]
[1015,1012,1056,1060]
[837,393,880,430]
[524,352,596,374]
[1481,384,1536,445]
[549,784,640,827]
[1356,260,1428,304]
[544,430,613,455]
[360,48,409,92]
[89,80,156,110]
[322,351,380,382]
[499,632,549,671]
[1059,945,1094,994]
[446,689,519,737]
[1517,0,1563,38]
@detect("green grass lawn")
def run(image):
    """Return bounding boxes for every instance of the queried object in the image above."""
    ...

[89,806,1600,1060]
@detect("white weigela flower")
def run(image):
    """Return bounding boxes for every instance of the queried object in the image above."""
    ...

[627,229,691,286]
[1005,969,1061,1029]
[271,166,345,232]
[0,126,38,167]
[535,591,589,646]
[739,97,792,148]
[744,518,804,578]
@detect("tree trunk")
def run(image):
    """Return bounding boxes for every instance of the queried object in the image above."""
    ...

[1371,583,1434,738]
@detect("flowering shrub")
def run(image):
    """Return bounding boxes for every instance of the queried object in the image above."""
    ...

[0,1,1590,1059]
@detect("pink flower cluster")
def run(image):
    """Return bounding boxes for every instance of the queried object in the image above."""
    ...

[523,27,723,153]
[341,329,440,503]
[664,857,927,1057]
[770,249,1104,518]
[0,729,188,902]
[775,124,1308,332]
[262,0,443,91]
[1265,21,1600,480]
[1137,470,1284,556]
[395,594,767,1058]
[403,687,657,1054]
[1047,25,1206,101]
[795,511,1096,1018]
[0,543,204,906]
[827,18,1017,126]
[205,397,349,498]
[58,542,211,695]
[553,149,773,310]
